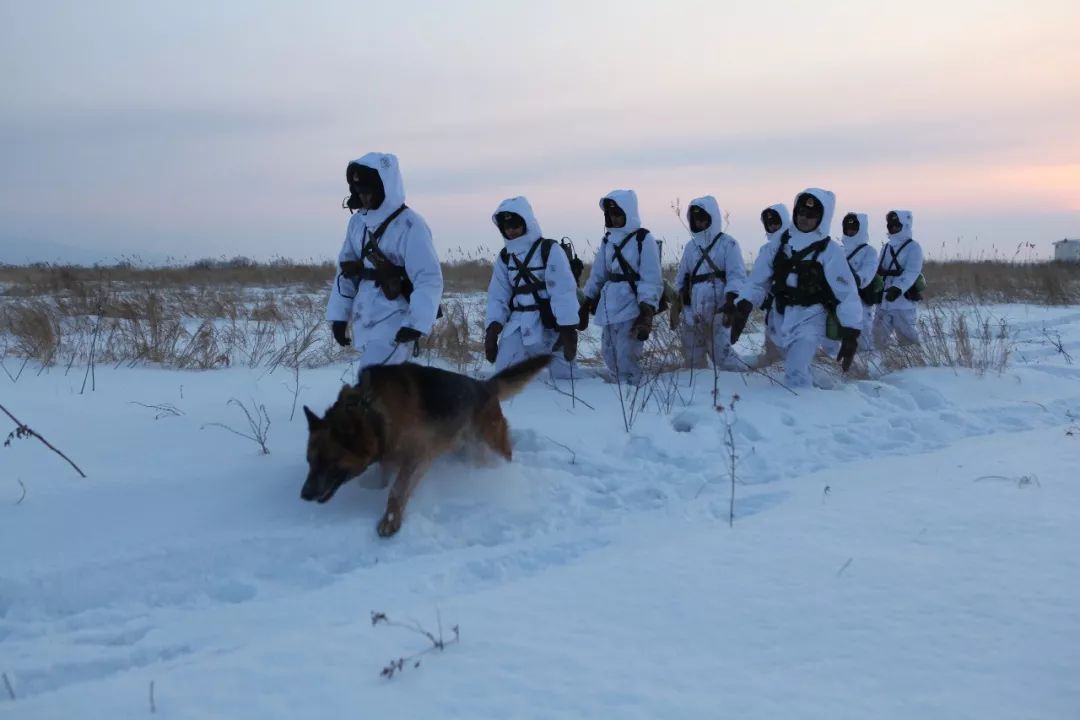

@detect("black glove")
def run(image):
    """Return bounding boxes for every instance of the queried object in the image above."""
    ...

[582,295,598,316]
[485,322,502,364]
[836,327,860,372]
[718,292,738,328]
[631,303,656,342]
[729,299,753,345]
[885,286,902,302]
[669,300,682,329]
[577,303,590,331]
[555,326,578,362]
[394,327,422,344]
[331,320,351,347]
[338,260,363,279]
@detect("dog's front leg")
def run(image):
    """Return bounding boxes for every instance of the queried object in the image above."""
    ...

[377,456,431,538]
[377,461,394,489]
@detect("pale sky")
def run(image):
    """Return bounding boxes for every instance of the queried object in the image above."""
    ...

[2,0,1079,264]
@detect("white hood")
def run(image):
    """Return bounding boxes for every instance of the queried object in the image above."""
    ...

[688,195,723,246]
[492,196,544,254]
[763,203,790,244]
[600,189,642,234]
[841,212,869,251]
[349,151,407,226]
[888,210,914,241]
[789,187,836,251]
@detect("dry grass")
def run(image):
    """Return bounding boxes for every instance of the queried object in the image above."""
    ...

[422,298,485,373]
[875,304,1011,375]
[0,288,346,372]
[8,257,1075,303]
[606,319,699,430]
[0,257,525,305]
[0,257,335,295]
[920,260,1080,304]
[4,302,59,366]
[441,261,495,295]
[0,257,1073,375]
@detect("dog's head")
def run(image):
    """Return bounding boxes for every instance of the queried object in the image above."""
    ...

[300,386,383,503]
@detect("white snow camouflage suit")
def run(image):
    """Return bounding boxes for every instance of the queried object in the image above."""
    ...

[582,189,663,383]
[325,152,444,371]
[737,203,792,359]
[768,188,863,388]
[873,210,923,347]
[840,212,880,352]
[485,196,580,379]
[674,195,747,370]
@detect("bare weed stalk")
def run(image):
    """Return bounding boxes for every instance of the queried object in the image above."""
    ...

[371,610,460,679]
[1,402,87,477]
[202,398,272,455]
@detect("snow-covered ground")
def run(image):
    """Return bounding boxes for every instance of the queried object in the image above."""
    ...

[2,304,1079,719]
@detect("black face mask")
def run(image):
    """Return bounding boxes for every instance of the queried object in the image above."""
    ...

[886,212,904,235]
[688,205,712,233]
[842,214,861,237]
[495,211,527,240]
[793,193,824,233]
[344,163,385,211]
[602,199,626,229]
[761,208,783,234]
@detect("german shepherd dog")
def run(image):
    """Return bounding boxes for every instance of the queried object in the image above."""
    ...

[301,355,551,537]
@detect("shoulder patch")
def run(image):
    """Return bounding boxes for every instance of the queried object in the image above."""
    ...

[380,156,392,169]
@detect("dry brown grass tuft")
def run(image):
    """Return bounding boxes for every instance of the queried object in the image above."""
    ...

[921,260,1080,305]
[2,302,60,367]
[0,288,347,372]
[422,298,485,373]
[0,257,336,295]
[875,304,1011,375]
[0,257,1071,376]
[441,261,494,295]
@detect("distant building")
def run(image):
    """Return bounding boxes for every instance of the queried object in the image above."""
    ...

[1054,239,1080,262]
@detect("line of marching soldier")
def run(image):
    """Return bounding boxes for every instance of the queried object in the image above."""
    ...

[326,153,924,389]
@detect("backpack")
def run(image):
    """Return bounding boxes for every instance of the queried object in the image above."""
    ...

[500,238,584,284]
[846,243,885,305]
[559,237,585,285]
[861,275,886,306]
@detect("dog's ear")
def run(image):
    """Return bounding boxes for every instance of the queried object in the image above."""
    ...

[336,384,352,403]
[303,405,323,430]
[336,386,357,408]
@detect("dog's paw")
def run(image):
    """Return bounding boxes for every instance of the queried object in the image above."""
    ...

[377,510,402,537]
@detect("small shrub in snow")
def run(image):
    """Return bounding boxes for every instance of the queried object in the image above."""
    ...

[371,610,459,679]
[201,398,271,455]
[423,298,483,373]
[877,304,1011,375]
[1041,328,1073,365]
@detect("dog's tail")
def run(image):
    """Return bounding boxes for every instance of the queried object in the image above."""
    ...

[485,355,552,401]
